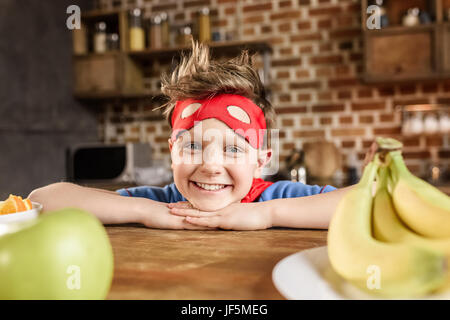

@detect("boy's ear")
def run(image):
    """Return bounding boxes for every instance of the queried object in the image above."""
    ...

[168,138,174,170]
[253,148,272,179]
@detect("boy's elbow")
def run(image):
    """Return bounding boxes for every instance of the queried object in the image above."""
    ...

[28,182,73,203]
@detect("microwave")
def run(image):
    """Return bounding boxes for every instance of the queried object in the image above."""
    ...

[66,142,153,183]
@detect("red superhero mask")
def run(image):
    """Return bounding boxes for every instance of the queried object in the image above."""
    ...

[170,94,267,149]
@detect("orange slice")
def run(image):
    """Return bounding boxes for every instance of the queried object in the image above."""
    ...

[13,195,26,212]
[0,194,30,215]
[23,198,33,210]
[1,195,18,214]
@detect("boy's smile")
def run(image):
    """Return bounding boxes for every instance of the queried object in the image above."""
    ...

[169,118,271,212]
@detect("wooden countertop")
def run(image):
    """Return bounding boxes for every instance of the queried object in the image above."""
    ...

[105,225,327,300]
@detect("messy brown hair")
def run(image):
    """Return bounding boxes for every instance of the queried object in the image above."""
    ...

[158,40,276,149]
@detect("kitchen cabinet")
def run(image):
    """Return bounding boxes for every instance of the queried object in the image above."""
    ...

[362,0,450,83]
[364,25,438,82]
[73,52,144,98]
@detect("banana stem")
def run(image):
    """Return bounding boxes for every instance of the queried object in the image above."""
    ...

[358,158,379,189]
[376,166,388,193]
[376,137,404,151]
[387,150,408,185]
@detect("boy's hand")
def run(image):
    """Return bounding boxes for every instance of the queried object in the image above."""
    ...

[139,201,217,230]
[167,201,273,230]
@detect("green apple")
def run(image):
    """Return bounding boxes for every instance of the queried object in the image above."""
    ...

[0,208,114,299]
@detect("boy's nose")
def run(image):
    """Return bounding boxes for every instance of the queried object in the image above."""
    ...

[200,146,224,174]
[202,145,224,165]
[199,162,223,176]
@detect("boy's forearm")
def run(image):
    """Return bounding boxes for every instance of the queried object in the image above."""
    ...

[268,186,354,229]
[28,182,158,225]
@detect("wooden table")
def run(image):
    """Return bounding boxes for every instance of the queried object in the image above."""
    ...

[105,225,327,300]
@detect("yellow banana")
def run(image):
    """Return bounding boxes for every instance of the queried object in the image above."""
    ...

[389,151,450,238]
[328,159,446,297]
[373,166,450,254]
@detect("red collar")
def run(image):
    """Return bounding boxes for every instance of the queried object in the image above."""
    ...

[240,178,273,203]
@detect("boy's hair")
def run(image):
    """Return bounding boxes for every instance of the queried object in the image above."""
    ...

[159,40,276,149]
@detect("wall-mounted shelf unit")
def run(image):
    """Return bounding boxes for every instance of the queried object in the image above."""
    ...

[72,8,272,101]
[362,0,450,83]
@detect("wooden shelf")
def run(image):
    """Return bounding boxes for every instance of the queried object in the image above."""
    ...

[396,103,450,112]
[127,40,272,60]
[73,51,122,59]
[364,24,436,35]
[74,91,165,100]
[74,40,271,61]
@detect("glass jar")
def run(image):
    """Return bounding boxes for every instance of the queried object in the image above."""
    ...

[73,22,88,54]
[160,12,170,48]
[149,14,162,49]
[198,7,211,43]
[439,112,450,133]
[129,8,145,51]
[94,21,107,53]
[177,25,192,46]
[106,33,120,51]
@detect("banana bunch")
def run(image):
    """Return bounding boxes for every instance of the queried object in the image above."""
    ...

[328,138,450,298]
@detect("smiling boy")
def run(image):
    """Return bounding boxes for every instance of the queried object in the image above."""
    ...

[29,41,374,230]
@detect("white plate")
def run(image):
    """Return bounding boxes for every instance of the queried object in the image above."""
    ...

[0,201,42,224]
[272,246,450,300]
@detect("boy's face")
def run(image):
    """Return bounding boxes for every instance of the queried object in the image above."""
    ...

[169,118,271,212]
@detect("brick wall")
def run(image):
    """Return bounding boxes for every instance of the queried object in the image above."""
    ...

[95,0,450,179]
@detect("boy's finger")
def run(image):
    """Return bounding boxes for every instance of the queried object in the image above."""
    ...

[185,216,221,228]
[170,207,217,217]
[167,201,193,209]
[183,223,218,230]
[170,215,215,230]
[181,217,217,230]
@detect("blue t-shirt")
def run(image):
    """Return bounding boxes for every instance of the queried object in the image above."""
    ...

[116,181,337,203]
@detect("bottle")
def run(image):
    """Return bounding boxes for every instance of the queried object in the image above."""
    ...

[149,14,162,49]
[160,12,170,48]
[106,33,119,51]
[94,22,107,53]
[346,152,359,185]
[287,150,307,184]
[374,0,389,28]
[402,112,412,135]
[296,151,307,184]
[439,112,450,133]
[177,25,192,46]
[198,7,211,43]
[403,7,420,27]
[129,8,145,51]
[410,112,424,135]
[72,22,87,54]
[424,113,439,134]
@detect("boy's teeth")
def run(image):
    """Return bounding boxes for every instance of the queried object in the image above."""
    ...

[195,182,226,191]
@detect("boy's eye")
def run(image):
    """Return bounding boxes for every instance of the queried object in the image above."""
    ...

[225,145,243,153]
[184,142,202,151]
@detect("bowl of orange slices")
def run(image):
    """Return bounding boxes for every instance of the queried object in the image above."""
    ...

[0,194,42,224]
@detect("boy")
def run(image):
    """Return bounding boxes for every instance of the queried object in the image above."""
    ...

[29,41,375,230]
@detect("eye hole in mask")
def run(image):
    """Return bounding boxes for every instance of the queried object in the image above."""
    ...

[180,103,202,119]
[226,105,251,124]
